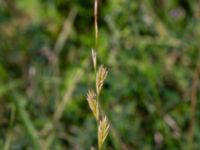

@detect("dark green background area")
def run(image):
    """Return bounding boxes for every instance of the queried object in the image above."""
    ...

[0,0,200,149]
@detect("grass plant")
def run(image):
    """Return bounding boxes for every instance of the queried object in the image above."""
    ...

[86,0,110,149]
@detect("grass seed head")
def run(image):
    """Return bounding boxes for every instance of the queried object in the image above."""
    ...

[87,89,99,121]
[96,65,108,95]
[92,49,97,71]
[98,116,110,150]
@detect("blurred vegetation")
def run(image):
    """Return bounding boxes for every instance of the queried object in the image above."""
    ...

[0,0,200,149]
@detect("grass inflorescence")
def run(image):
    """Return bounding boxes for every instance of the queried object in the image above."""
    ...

[86,50,110,150]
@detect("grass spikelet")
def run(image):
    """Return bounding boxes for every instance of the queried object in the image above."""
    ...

[96,65,108,95]
[87,89,99,121]
[98,116,110,150]
[92,49,97,71]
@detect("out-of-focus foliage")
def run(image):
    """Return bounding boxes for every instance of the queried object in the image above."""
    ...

[0,0,200,149]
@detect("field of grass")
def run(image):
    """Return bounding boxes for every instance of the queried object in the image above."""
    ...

[0,0,200,149]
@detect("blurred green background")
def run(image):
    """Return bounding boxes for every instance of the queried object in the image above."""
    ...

[0,0,200,149]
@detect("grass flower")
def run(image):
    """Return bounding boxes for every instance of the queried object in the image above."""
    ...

[98,116,110,150]
[96,65,108,95]
[87,89,99,121]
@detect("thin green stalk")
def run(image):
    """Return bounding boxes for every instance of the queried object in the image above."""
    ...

[3,133,11,150]
[188,52,200,149]
[96,86,100,150]
[12,93,41,150]
[3,104,16,150]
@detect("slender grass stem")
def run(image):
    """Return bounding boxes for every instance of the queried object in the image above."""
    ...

[12,93,41,150]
